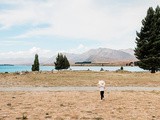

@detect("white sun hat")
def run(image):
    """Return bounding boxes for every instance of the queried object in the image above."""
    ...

[98,80,105,87]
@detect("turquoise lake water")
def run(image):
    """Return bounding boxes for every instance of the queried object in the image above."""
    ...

[0,65,147,73]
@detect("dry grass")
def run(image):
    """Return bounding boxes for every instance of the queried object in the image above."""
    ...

[0,91,160,120]
[0,71,160,87]
[0,71,160,119]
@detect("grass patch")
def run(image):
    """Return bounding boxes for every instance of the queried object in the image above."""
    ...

[0,71,160,87]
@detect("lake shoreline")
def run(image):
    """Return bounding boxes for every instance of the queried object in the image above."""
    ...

[0,65,147,73]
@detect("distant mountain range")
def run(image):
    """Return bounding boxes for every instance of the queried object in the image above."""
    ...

[44,48,137,65]
[0,48,137,65]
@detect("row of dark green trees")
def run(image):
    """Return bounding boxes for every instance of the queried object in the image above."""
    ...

[31,53,70,71]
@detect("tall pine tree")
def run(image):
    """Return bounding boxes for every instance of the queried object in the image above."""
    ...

[64,55,70,69]
[135,6,160,73]
[54,53,70,70]
[32,54,40,71]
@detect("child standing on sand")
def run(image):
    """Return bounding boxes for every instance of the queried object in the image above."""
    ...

[98,80,105,100]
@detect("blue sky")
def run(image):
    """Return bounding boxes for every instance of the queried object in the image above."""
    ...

[0,0,160,58]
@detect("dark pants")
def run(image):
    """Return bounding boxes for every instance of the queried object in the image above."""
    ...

[100,91,104,100]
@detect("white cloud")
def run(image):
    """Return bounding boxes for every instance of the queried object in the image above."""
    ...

[66,44,89,54]
[0,0,160,47]
[0,44,89,59]
[0,0,53,29]
[0,40,32,46]
[0,47,52,58]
